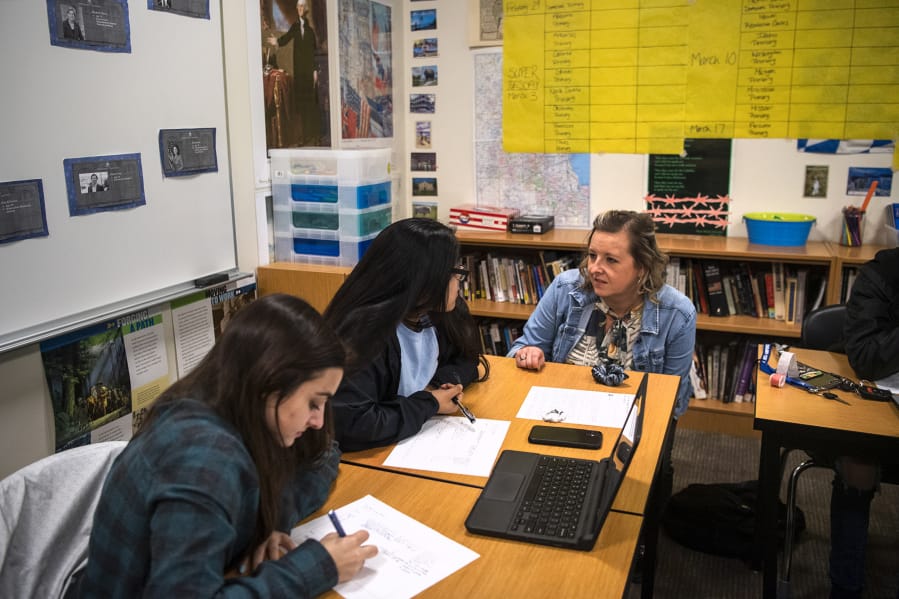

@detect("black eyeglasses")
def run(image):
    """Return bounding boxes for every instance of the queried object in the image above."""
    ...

[451,266,470,283]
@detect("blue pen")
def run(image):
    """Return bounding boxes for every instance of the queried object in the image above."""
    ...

[328,509,346,537]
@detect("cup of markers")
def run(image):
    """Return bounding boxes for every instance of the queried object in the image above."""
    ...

[841,180,879,247]
[840,206,865,247]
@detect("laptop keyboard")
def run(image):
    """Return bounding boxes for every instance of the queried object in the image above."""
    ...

[511,456,596,538]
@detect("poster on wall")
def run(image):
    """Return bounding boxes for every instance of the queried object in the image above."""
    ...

[158,128,218,177]
[0,179,48,245]
[41,279,256,452]
[646,139,732,236]
[469,0,503,47]
[260,0,331,148]
[170,277,257,378]
[47,0,132,53]
[41,305,174,452]
[64,154,146,216]
[147,0,210,19]
[340,0,394,140]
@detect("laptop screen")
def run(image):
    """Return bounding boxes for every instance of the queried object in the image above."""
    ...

[613,372,645,472]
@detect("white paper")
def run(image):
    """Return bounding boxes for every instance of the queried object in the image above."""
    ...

[383,416,510,477]
[122,307,170,387]
[875,372,899,398]
[516,386,635,428]
[171,297,215,377]
[291,495,479,599]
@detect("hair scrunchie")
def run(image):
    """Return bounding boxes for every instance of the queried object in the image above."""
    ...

[591,362,629,387]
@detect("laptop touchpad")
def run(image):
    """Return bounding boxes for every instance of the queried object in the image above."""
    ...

[483,471,524,502]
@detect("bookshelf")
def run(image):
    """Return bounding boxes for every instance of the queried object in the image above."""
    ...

[457,230,836,339]
[253,233,891,438]
[454,230,841,438]
[825,242,892,304]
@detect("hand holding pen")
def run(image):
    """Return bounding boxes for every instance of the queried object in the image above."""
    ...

[322,510,379,584]
[451,374,476,423]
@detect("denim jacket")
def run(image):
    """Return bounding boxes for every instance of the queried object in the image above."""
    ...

[507,268,697,418]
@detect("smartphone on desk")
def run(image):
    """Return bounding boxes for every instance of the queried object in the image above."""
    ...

[528,425,602,450]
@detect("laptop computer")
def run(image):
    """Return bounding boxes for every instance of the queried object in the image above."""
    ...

[465,373,646,551]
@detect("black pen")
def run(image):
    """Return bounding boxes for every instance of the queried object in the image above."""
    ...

[452,374,476,423]
[327,509,346,537]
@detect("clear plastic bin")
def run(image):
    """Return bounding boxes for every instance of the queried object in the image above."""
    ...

[274,231,379,266]
[274,204,392,238]
[272,181,391,210]
[269,148,391,186]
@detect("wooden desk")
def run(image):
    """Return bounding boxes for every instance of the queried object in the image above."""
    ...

[341,355,680,517]
[754,347,899,599]
[307,463,643,599]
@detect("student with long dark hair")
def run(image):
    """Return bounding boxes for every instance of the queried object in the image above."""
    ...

[324,218,485,452]
[74,294,377,597]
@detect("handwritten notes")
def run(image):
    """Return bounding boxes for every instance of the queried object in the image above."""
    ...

[292,495,479,599]
[503,0,899,154]
[383,417,510,477]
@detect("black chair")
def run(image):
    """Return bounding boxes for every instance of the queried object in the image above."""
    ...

[800,303,848,352]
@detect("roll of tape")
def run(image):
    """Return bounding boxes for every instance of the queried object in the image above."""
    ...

[770,373,786,387]
[776,351,798,377]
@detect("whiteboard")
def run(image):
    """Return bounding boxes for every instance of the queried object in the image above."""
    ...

[0,1,236,352]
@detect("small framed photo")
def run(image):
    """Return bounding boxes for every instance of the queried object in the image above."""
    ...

[803,165,828,198]
[48,0,131,53]
[410,93,435,114]
[412,177,438,196]
[847,167,893,196]
[411,9,437,32]
[159,128,219,177]
[64,154,146,216]
[469,0,503,47]
[0,179,48,244]
[147,0,210,19]
[412,65,438,87]
[413,37,438,58]
[415,121,432,148]
[411,152,437,171]
[412,200,438,220]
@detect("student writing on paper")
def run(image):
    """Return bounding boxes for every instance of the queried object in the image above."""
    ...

[508,210,696,532]
[72,295,377,598]
[324,218,486,451]
[829,247,899,599]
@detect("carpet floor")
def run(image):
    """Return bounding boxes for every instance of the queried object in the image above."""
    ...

[628,427,899,599]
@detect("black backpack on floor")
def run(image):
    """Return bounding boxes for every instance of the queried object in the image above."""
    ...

[662,479,806,561]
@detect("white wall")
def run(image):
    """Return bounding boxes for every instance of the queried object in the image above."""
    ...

[1,0,894,478]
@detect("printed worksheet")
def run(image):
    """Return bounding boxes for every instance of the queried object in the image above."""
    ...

[516,386,635,428]
[292,495,479,599]
[383,416,510,476]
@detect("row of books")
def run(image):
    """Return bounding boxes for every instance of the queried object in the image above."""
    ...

[477,319,524,356]
[459,251,579,304]
[690,338,760,404]
[480,318,763,406]
[668,258,827,325]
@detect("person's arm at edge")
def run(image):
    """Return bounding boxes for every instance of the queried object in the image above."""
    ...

[506,271,568,359]
[844,267,899,380]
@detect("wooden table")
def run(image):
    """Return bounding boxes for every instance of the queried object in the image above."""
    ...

[340,355,680,517]
[753,347,899,598]
[306,463,644,599]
